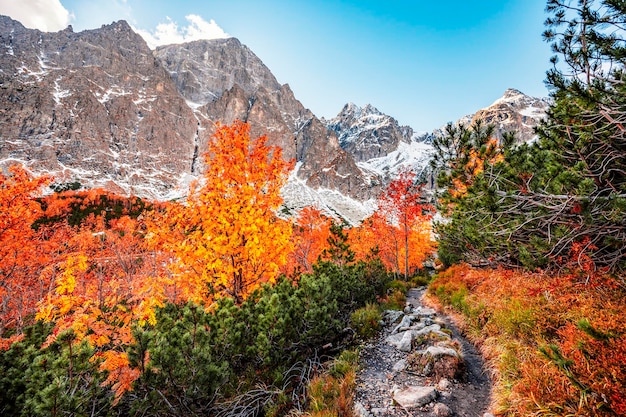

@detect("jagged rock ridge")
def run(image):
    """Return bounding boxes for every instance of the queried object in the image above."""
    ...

[419,88,550,144]
[324,103,434,187]
[0,16,197,197]
[326,103,414,162]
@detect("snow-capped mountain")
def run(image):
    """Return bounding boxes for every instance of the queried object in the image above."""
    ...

[325,103,434,185]
[325,103,414,162]
[0,16,379,221]
[421,88,550,143]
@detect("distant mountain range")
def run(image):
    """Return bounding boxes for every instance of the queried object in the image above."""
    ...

[0,15,550,223]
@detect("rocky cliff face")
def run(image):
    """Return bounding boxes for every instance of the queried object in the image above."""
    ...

[154,39,377,200]
[0,16,378,204]
[0,16,198,196]
[325,103,414,162]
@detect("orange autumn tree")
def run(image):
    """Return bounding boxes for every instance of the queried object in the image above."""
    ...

[0,166,54,348]
[377,170,435,279]
[350,211,400,273]
[153,121,294,304]
[36,212,168,398]
[283,206,332,274]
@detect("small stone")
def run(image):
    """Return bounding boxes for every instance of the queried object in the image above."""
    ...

[414,323,442,337]
[409,321,426,331]
[483,414,496,417]
[393,385,438,408]
[426,345,460,359]
[437,378,452,391]
[386,329,415,352]
[392,315,414,334]
[404,305,413,314]
[383,310,403,324]
[397,330,415,352]
[353,401,371,417]
[433,402,452,417]
[392,359,407,372]
[416,307,437,317]
[434,317,447,327]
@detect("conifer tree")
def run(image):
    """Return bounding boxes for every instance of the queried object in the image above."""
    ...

[432,0,626,274]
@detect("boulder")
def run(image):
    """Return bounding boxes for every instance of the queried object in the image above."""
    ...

[415,307,437,317]
[408,344,466,381]
[391,315,414,334]
[383,310,403,324]
[393,385,438,408]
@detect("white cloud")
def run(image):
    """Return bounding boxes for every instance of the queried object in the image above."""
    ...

[0,0,72,32]
[134,14,229,49]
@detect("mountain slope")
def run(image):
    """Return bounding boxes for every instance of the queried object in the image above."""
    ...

[0,16,197,197]
[0,16,379,211]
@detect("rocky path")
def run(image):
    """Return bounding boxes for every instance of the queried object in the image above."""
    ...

[353,288,492,417]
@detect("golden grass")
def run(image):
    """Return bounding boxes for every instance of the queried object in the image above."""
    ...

[426,264,626,416]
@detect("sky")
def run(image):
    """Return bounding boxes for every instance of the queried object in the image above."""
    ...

[0,0,554,132]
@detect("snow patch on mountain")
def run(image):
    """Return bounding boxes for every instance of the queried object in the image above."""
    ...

[281,162,376,225]
[358,138,434,181]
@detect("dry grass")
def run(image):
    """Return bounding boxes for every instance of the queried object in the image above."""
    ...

[427,264,626,416]
[305,350,358,417]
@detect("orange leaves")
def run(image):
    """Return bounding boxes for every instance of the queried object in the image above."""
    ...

[34,212,168,399]
[150,121,294,304]
[366,170,436,278]
[97,350,141,403]
[283,207,332,274]
[0,165,52,343]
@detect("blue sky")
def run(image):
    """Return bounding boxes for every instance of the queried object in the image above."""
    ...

[2,0,553,132]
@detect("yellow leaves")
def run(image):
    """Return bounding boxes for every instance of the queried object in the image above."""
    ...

[152,121,294,303]
[56,254,88,295]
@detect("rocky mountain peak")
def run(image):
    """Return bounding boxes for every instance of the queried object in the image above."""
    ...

[501,88,525,99]
[473,88,551,142]
[326,103,413,162]
[155,37,281,105]
[420,89,551,144]
[0,15,26,32]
